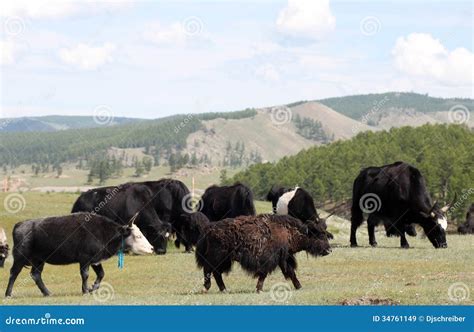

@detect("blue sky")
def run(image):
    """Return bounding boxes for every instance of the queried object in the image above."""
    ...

[0,0,472,119]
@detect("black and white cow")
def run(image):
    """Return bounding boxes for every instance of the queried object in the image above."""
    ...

[5,212,153,297]
[0,227,8,268]
[351,161,452,249]
[266,186,334,239]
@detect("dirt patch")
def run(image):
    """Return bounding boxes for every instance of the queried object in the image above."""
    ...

[340,297,400,305]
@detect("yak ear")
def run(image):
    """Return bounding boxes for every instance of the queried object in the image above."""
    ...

[128,212,140,227]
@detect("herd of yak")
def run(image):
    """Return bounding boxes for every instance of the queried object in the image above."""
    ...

[1,161,473,297]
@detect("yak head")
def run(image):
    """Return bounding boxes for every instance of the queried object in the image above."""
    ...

[179,212,210,246]
[303,220,331,257]
[120,214,155,255]
[419,197,455,248]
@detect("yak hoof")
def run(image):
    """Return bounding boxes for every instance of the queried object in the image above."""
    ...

[201,287,209,294]
[401,244,410,249]
[43,292,51,297]
[370,242,378,247]
[350,243,358,248]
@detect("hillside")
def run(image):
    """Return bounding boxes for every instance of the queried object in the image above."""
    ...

[318,92,474,127]
[230,124,474,222]
[0,115,141,132]
[0,92,472,171]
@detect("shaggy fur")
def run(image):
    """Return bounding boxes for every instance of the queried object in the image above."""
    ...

[195,214,331,293]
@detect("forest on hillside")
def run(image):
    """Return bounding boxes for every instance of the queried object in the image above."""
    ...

[0,109,257,168]
[230,124,474,222]
[318,92,474,121]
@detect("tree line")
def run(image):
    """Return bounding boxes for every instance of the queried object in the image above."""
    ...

[229,124,474,222]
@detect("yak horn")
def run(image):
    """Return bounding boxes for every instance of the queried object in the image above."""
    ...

[441,193,457,213]
[128,212,140,226]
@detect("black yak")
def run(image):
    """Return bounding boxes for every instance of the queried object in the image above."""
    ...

[197,183,256,221]
[195,214,331,293]
[72,183,171,254]
[5,213,154,297]
[351,161,453,248]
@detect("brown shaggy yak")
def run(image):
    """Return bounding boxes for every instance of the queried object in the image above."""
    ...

[195,214,331,293]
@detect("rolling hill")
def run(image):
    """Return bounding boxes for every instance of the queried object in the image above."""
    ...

[0,115,141,132]
[0,92,472,169]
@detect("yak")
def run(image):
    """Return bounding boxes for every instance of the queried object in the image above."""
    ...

[5,212,154,297]
[197,183,256,221]
[195,214,331,293]
[367,214,417,245]
[140,179,193,252]
[351,161,453,249]
[72,183,171,254]
[0,227,8,268]
[458,203,474,234]
[266,186,334,239]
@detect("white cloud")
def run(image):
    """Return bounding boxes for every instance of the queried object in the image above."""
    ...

[0,39,27,65]
[143,18,207,47]
[255,64,280,82]
[392,33,473,86]
[58,42,116,70]
[144,22,188,45]
[276,0,335,40]
[0,0,133,19]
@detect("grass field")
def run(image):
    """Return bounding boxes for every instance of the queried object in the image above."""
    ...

[0,192,472,305]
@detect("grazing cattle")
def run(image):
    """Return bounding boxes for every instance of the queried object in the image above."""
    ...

[0,228,8,268]
[351,161,453,249]
[72,183,171,254]
[266,186,334,239]
[5,213,153,297]
[140,179,193,252]
[198,183,256,221]
[458,204,474,234]
[195,214,331,293]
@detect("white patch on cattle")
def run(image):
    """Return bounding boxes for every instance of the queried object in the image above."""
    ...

[276,187,299,215]
[165,232,170,238]
[126,224,154,255]
[437,217,448,230]
[0,228,6,245]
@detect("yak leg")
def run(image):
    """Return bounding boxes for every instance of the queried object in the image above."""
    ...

[350,207,363,247]
[89,264,105,292]
[283,266,301,290]
[256,273,267,293]
[400,232,410,249]
[80,263,90,294]
[213,272,227,292]
[5,260,25,297]
[202,267,212,292]
[31,262,50,296]
[368,217,378,247]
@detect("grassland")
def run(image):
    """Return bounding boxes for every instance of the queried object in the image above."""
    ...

[0,192,472,305]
